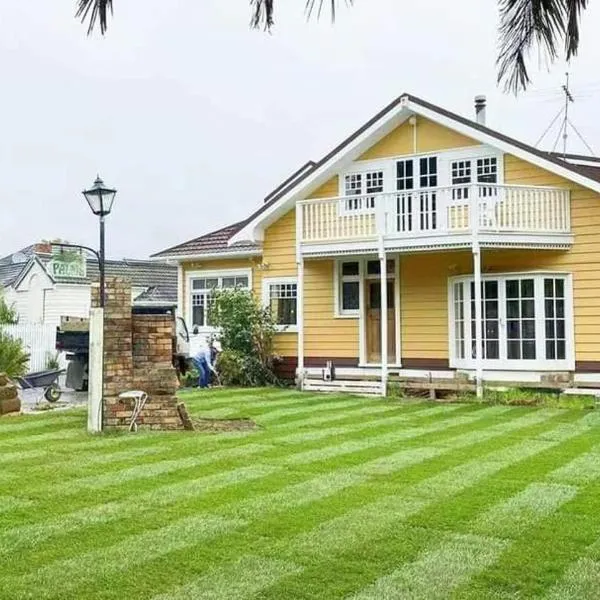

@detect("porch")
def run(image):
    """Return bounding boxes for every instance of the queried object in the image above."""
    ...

[297,183,571,256]
[295,247,576,397]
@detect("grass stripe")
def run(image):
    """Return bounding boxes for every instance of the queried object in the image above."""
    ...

[257,399,366,423]
[0,465,276,557]
[3,514,244,599]
[151,555,301,600]
[470,482,578,538]
[276,412,580,562]
[0,428,81,448]
[270,402,449,431]
[280,406,515,466]
[0,415,80,435]
[544,557,600,599]
[0,495,34,514]
[547,447,600,484]
[47,443,273,495]
[348,532,507,600]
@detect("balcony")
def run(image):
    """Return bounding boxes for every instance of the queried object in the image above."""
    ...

[298,184,572,255]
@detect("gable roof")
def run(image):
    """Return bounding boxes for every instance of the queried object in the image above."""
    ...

[152,221,261,260]
[229,92,600,245]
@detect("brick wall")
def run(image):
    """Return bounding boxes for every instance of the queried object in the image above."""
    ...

[93,277,184,431]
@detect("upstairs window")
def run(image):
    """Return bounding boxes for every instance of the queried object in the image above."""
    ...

[343,170,384,212]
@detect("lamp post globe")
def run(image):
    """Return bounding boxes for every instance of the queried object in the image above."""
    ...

[82,175,117,308]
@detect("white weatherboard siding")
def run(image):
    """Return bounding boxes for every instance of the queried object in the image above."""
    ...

[43,284,90,328]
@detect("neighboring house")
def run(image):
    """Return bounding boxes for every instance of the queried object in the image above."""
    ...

[153,92,600,394]
[0,243,177,327]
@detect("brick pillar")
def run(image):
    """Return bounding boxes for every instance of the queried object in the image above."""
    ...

[92,277,185,431]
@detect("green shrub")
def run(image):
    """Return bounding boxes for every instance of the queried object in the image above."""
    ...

[217,349,279,387]
[0,331,29,378]
[209,289,279,387]
[0,290,18,325]
[45,352,60,371]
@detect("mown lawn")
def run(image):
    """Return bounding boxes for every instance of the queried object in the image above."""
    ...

[2,389,600,599]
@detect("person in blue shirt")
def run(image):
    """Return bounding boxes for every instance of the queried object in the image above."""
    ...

[191,338,221,388]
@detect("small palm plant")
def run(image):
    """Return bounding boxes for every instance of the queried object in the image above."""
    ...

[0,331,29,379]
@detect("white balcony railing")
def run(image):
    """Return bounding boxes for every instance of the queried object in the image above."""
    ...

[299,184,571,245]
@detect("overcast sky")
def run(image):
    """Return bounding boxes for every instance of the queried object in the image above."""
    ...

[1,1,600,260]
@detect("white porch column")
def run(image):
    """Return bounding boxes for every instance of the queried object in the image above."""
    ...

[379,240,388,396]
[296,204,305,389]
[471,184,483,398]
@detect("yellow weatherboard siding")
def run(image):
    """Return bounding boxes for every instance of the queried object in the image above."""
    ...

[358,116,479,161]
[305,259,358,358]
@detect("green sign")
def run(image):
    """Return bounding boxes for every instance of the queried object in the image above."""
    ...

[49,252,86,279]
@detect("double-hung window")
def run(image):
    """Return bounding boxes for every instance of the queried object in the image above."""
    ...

[336,261,360,316]
[189,272,250,329]
[342,170,384,213]
[449,273,573,370]
[263,278,298,331]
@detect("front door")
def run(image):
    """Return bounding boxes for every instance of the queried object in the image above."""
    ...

[366,279,396,363]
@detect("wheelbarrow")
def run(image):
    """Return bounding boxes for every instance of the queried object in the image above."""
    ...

[16,369,65,403]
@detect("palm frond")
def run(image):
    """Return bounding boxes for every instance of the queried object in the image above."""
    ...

[75,0,113,35]
[497,0,587,93]
[250,0,352,29]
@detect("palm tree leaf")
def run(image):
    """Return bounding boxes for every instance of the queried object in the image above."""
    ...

[75,0,113,35]
[497,0,587,93]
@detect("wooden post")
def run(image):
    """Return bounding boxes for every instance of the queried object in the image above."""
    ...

[380,240,388,397]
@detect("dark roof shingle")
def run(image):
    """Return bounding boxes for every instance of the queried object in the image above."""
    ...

[152,221,260,259]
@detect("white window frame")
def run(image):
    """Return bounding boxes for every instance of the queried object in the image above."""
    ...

[186,268,252,333]
[333,259,361,318]
[262,276,298,333]
[341,145,504,196]
[339,168,386,215]
[448,271,574,371]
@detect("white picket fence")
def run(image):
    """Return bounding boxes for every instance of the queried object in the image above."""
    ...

[0,324,58,373]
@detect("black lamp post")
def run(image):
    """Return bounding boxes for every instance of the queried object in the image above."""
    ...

[82,176,117,307]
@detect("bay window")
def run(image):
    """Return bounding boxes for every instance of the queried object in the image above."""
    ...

[449,273,573,370]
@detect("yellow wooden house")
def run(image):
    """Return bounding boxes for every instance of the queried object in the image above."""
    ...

[154,93,600,395]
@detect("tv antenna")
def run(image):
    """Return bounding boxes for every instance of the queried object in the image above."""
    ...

[534,72,595,158]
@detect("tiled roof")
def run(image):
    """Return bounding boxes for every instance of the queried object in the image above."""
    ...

[152,221,260,259]
[0,262,26,288]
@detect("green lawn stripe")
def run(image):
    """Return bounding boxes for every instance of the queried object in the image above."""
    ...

[0,428,81,448]
[347,532,507,600]
[0,448,52,465]
[0,495,34,514]
[258,399,368,423]
[280,405,516,466]
[45,443,273,495]
[151,555,301,600]
[274,412,579,563]
[0,415,81,435]
[271,406,514,445]
[547,446,600,485]
[0,465,276,557]
[2,514,244,600]
[543,557,600,599]
[270,402,456,431]
[470,482,578,538]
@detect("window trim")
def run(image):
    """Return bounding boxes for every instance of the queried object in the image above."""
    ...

[186,268,252,333]
[333,260,361,318]
[262,276,298,333]
[447,271,574,371]
[338,146,504,202]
